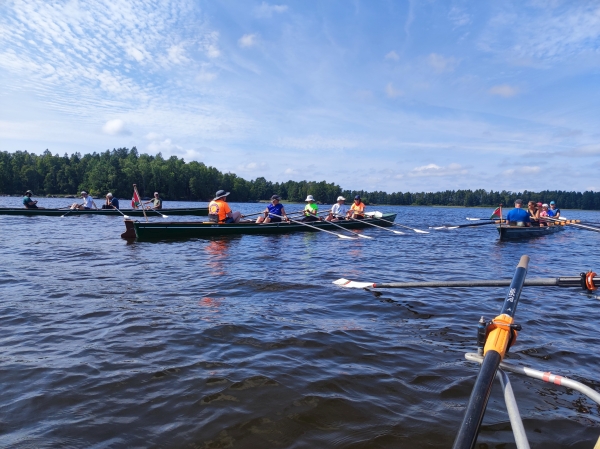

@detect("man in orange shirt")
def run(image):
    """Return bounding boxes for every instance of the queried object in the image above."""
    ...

[208,190,242,223]
[347,195,365,219]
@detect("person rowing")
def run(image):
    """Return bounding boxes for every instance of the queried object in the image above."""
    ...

[256,195,289,223]
[70,191,98,210]
[326,196,348,221]
[208,190,242,223]
[302,195,319,222]
[144,192,162,210]
[527,200,539,226]
[101,193,120,209]
[547,200,561,218]
[347,195,365,219]
[506,198,530,227]
[23,190,44,209]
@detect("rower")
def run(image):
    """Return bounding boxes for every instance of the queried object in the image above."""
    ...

[547,200,561,218]
[526,201,539,226]
[23,190,44,209]
[257,195,289,223]
[208,190,242,223]
[102,193,120,209]
[505,199,530,227]
[326,196,348,221]
[302,195,319,222]
[70,191,98,210]
[347,195,365,219]
[144,192,162,210]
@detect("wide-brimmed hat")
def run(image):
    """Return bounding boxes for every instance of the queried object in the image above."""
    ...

[81,191,88,195]
[305,195,315,202]
[25,190,33,195]
[213,190,230,200]
[107,192,113,198]
[271,195,281,201]
[542,203,549,208]
[154,192,159,195]
[337,196,345,201]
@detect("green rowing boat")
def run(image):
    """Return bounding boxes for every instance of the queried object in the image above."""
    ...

[0,207,208,217]
[497,223,564,240]
[121,213,398,240]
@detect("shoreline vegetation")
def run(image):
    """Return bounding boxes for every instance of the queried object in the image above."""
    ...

[2,148,600,210]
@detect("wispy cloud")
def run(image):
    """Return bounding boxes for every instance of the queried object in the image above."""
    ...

[254,2,288,18]
[489,84,518,97]
[238,33,258,48]
[409,163,468,177]
[102,119,130,136]
[427,53,459,73]
[385,83,403,98]
[385,50,399,61]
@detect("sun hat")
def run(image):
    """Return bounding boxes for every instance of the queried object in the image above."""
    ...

[536,202,542,206]
[213,190,230,200]
[107,192,113,198]
[154,192,159,195]
[25,190,33,195]
[542,203,549,207]
[550,201,555,205]
[305,195,315,202]
[81,191,88,195]
[337,196,345,201]
[271,194,281,201]
[354,195,361,200]
[514,199,523,205]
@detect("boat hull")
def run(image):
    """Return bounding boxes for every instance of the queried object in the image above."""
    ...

[123,214,398,240]
[0,207,208,217]
[497,224,564,240]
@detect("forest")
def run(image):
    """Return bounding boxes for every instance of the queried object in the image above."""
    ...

[2,148,600,209]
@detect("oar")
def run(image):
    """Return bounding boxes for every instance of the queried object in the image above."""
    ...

[269,213,357,239]
[453,255,529,449]
[322,217,373,239]
[466,217,498,221]
[346,216,406,235]
[113,209,131,220]
[543,216,600,233]
[61,208,75,218]
[430,220,501,230]
[147,209,169,219]
[333,273,599,289]
[366,213,429,233]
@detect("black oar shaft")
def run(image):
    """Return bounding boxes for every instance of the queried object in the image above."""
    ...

[374,276,596,289]
[453,255,529,449]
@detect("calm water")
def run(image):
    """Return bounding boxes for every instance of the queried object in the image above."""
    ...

[1,197,600,448]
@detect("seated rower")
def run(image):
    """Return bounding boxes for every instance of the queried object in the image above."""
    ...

[101,193,120,209]
[547,200,560,218]
[347,195,365,219]
[257,195,289,223]
[302,195,319,222]
[144,192,162,210]
[23,190,44,209]
[208,190,242,223]
[326,196,348,221]
[71,191,98,210]
[527,201,539,226]
[506,199,530,227]
[539,203,549,226]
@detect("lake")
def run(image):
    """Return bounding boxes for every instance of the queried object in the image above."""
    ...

[1,197,599,448]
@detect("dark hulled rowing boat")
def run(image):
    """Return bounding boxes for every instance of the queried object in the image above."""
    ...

[497,223,564,240]
[0,207,208,217]
[121,213,397,240]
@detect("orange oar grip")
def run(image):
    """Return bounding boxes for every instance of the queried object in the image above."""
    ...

[483,314,515,359]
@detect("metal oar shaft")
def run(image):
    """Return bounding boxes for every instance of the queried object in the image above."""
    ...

[374,276,595,289]
[270,214,355,239]
[453,255,529,449]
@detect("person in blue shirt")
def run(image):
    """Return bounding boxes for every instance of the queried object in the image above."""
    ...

[506,199,531,226]
[101,193,120,209]
[547,201,561,218]
[256,195,289,223]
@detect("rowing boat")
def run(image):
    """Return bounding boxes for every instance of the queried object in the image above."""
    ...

[0,207,208,217]
[497,223,564,240]
[121,213,397,240]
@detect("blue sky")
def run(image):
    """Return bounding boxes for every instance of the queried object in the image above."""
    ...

[1,0,599,193]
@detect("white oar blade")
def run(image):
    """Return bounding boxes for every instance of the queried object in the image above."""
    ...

[357,234,373,239]
[123,215,130,219]
[466,217,483,221]
[413,229,429,234]
[333,278,375,289]
[392,230,406,235]
[161,214,169,218]
[338,234,356,239]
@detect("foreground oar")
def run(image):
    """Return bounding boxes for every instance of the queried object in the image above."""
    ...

[365,212,429,234]
[430,220,501,230]
[453,255,529,449]
[323,218,373,239]
[270,214,357,239]
[61,208,75,218]
[544,216,600,233]
[114,209,131,220]
[333,273,598,289]
[346,217,406,235]
[466,217,501,221]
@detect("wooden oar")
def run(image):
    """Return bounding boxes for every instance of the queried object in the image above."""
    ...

[333,273,598,289]
[345,216,406,235]
[269,213,357,239]
[365,213,429,234]
[430,220,501,230]
[322,217,373,239]
[543,216,600,233]
[452,255,529,449]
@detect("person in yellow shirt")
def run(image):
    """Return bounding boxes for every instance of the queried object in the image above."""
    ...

[347,195,365,219]
[208,190,242,223]
[302,195,319,222]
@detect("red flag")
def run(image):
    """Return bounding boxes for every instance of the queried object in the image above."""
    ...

[132,189,141,209]
[490,207,501,219]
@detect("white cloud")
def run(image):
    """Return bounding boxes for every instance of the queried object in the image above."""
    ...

[502,166,541,176]
[409,163,468,177]
[197,69,217,83]
[427,53,459,73]
[238,34,258,48]
[448,7,471,28]
[385,50,399,61]
[489,84,518,97]
[200,31,221,58]
[278,135,359,151]
[255,2,288,18]
[166,44,188,65]
[102,119,129,135]
[385,83,403,98]
[238,162,268,172]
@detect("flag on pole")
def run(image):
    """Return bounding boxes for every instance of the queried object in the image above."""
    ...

[490,207,502,219]
[132,189,141,209]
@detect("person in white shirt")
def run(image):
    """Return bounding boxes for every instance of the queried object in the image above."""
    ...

[70,191,98,210]
[326,196,348,221]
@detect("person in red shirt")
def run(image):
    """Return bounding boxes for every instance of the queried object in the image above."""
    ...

[208,190,242,223]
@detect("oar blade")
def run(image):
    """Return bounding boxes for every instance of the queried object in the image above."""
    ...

[392,230,406,235]
[357,234,374,239]
[338,234,357,240]
[333,278,375,288]
[413,229,429,234]
[123,215,130,219]
[161,214,169,218]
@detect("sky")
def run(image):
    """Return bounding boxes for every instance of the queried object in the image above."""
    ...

[0,0,599,193]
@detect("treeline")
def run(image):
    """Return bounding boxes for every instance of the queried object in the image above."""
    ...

[1,148,600,209]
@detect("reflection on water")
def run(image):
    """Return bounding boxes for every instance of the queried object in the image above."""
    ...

[1,198,600,448]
